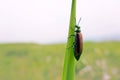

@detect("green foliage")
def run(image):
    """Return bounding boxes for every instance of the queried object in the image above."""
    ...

[0,43,66,80]
[0,42,120,80]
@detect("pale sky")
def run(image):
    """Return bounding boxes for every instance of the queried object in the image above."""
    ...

[0,0,120,44]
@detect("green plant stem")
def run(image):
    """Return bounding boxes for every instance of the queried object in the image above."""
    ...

[62,0,76,80]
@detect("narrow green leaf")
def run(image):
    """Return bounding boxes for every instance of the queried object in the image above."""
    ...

[62,0,76,80]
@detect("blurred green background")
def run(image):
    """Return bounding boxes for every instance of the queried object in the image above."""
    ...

[0,42,120,80]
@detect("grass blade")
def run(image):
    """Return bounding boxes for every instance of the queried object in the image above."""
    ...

[62,0,76,80]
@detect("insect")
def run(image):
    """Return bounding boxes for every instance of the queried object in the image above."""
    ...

[74,18,83,61]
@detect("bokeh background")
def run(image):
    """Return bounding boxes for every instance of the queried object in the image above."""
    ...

[0,0,120,80]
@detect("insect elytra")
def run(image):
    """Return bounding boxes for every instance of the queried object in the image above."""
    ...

[74,18,83,61]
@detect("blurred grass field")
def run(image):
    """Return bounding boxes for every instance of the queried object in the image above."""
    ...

[0,42,120,80]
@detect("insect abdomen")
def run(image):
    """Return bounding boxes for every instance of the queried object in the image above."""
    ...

[74,32,83,61]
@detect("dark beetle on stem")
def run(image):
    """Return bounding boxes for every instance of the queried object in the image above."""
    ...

[74,18,83,61]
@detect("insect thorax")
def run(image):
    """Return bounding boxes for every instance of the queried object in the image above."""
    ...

[75,25,81,32]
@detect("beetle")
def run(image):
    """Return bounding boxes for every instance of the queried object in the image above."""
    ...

[74,18,83,61]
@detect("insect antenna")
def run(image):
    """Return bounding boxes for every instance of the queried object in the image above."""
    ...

[77,17,82,26]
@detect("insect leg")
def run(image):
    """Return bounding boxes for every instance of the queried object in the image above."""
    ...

[67,34,75,39]
[67,24,76,39]
[66,41,75,49]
